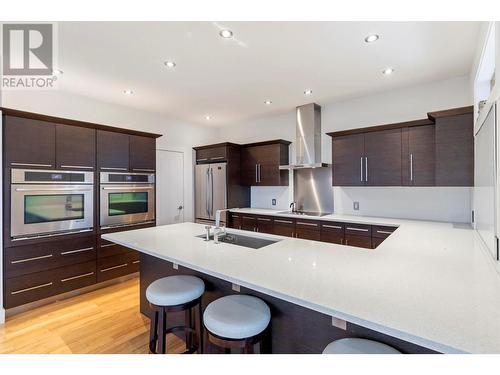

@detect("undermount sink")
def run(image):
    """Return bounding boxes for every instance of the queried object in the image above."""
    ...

[277,211,330,217]
[196,232,280,249]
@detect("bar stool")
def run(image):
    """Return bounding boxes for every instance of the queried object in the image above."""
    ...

[203,294,271,354]
[146,275,205,354]
[322,338,401,354]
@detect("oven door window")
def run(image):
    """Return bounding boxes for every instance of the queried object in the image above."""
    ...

[24,194,85,224]
[108,192,148,216]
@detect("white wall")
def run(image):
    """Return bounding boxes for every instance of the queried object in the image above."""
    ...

[220,75,473,222]
[1,90,219,223]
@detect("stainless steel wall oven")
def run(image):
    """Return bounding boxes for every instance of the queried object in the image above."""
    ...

[11,169,94,240]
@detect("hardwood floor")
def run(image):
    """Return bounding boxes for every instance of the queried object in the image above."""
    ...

[0,277,185,354]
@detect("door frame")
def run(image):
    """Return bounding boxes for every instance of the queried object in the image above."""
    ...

[156,148,185,225]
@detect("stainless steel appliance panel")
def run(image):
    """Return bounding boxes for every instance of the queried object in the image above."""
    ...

[210,163,227,219]
[195,164,210,221]
[293,167,334,214]
[195,162,227,221]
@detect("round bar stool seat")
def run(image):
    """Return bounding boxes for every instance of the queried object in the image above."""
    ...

[322,338,401,354]
[147,275,205,306]
[203,295,271,354]
[146,275,205,354]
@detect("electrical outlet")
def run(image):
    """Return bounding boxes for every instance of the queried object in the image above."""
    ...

[353,201,360,211]
[173,263,179,270]
[232,283,240,292]
[271,199,277,206]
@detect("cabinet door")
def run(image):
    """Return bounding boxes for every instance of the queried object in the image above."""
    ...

[4,115,56,168]
[320,222,345,244]
[256,216,273,234]
[258,164,287,186]
[435,113,474,186]
[241,215,257,232]
[97,130,130,171]
[364,128,402,186]
[273,218,295,237]
[344,234,372,249]
[402,125,435,186]
[130,135,156,171]
[56,124,96,170]
[228,213,242,229]
[295,219,320,240]
[332,134,365,186]
[240,147,258,186]
[196,146,227,163]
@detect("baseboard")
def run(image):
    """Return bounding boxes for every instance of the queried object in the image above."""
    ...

[0,307,5,324]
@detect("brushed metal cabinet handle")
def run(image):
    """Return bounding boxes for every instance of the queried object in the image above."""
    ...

[346,227,369,232]
[11,162,52,168]
[376,230,393,235]
[11,282,53,295]
[360,157,363,182]
[255,164,258,183]
[11,254,53,264]
[132,260,140,264]
[100,243,117,248]
[296,222,318,227]
[257,218,271,222]
[100,167,128,171]
[322,224,342,229]
[275,219,293,224]
[61,272,95,283]
[133,168,155,172]
[210,156,224,160]
[196,158,208,162]
[365,157,368,182]
[60,247,94,255]
[410,153,413,182]
[60,165,94,169]
[100,263,127,272]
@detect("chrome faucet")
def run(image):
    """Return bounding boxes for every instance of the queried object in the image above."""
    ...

[290,201,297,213]
[214,209,230,244]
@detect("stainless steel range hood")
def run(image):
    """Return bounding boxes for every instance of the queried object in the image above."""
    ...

[279,103,330,170]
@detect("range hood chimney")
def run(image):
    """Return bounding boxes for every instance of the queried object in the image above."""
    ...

[279,103,330,170]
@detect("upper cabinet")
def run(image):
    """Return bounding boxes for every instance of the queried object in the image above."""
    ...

[431,109,474,186]
[240,140,291,186]
[328,106,473,187]
[4,116,56,169]
[194,144,230,164]
[56,125,96,170]
[97,130,130,171]
[129,135,156,172]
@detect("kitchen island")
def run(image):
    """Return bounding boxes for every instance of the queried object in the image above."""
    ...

[102,215,500,354]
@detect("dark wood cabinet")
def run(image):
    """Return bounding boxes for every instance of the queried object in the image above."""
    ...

[364,128,402,186]
[320,222,345,245]
[130,135,156,171]
[241,215,257,232]
[332,133,365,186]
[97,251,139,283]
[295,219,321,240]
[273,218,295,237]
[97,130,130,171]
[228,213,242,230]
[434,112,474,186]
[241,140,290,186]
[402,125,435,186]
[4,115,56,168]
[344,234,372,249]
[195,145,228,163]
[256,216,274,234]
[56,124,96,170]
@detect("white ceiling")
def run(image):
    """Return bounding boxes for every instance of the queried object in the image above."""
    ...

[57,21,481,127]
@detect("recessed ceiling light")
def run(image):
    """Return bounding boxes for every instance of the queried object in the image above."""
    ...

[382,68,394,75]
[219,29,233,38]
[364,34,380,43]
[264,100,272,105]
[53,69,63,75]
[164,61,176,68]
[304,89,313,95]
[205,115,211,120]
[123,89,134,95]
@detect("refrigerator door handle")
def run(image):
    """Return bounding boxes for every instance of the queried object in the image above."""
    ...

[210,167,214,217]
[206,167,210,217]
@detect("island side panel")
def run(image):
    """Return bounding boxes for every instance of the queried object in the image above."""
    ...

[139,253,437,354]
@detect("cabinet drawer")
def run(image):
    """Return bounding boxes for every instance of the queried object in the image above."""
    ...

[344,234,372,249]
[5,235,96,278]
[372,237,386,249]
[5,270,58,308]
[241,215,257,232]
[320,231,344,245]
[320,221,345,234]
[98,239,135,258]
[256,216,273,234]
[344,223,372,237]
[228,213,242,229]
[295,219,320,231]
[371,225,397,239]
[97,252,139,283]
[273,218,295,237]
[58,261,97,294]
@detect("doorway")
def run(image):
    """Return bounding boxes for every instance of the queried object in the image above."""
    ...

[156,149,185,225]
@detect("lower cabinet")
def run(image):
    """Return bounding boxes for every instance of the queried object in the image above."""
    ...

[97,252,140,283]
[228,212,398,250]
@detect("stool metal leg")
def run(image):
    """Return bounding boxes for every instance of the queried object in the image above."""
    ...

[158,307,167,354]
[185,308,192,350]
[149,310,159,354]
[197,302,204,354]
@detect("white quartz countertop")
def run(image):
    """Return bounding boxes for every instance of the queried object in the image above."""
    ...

[102,213,500,354]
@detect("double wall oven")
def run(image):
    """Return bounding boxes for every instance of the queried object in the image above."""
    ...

[99,172,155,229]
[11,169,94,240]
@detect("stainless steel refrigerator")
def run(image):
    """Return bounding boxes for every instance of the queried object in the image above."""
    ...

[195,162,227,224]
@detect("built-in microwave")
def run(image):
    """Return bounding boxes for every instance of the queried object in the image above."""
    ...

[99,172,155,229]
[10,169,94,240]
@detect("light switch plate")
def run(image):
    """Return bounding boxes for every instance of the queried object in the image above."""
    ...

[232,283,240,292]
[272,199,277,206]
[331,316,347,330]
[353,201,360,211]
[173,263,179,270]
